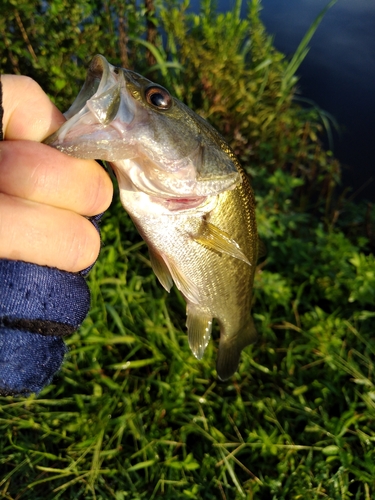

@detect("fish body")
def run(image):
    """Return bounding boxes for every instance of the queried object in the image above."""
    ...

[45,55,259,380]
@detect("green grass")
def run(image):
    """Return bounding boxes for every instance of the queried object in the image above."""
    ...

[1,0,375,498]
[1,192,374,499]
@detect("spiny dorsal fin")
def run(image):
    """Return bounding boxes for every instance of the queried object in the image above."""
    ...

[148,247,173,292]
[257,237,267,261]
[216,316,257,381]
[186,303,213,360]
[192,221,250,265]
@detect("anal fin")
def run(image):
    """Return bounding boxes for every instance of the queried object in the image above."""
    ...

[192,221,250,265]
[186,303,213,360]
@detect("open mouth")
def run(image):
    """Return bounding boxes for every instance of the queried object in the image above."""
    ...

[43,56,137,160]
[43,55,241,201]
[65,55,122,122]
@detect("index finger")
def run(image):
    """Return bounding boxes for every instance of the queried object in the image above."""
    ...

[1,74,66,141]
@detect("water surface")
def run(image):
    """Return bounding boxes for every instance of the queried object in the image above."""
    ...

[260,0,375,201]
[191,0,375,201]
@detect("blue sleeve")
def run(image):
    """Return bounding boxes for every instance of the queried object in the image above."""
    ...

[0,214,103,396]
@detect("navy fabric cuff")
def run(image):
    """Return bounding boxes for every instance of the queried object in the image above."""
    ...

[0,259,91,396]
[0,259,90,334]
[0,328,67,396]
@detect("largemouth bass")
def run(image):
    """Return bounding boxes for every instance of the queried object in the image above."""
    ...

[45,55,259,380]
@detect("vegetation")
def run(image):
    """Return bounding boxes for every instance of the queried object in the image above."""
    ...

[1,0,375,498]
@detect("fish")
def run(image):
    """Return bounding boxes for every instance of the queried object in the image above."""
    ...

[44,54,259,380]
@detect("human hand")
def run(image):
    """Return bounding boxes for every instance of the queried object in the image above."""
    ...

[0,75,113,271]
[0,75,113,396]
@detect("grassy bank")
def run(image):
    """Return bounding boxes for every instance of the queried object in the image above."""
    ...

[1,0,375,498]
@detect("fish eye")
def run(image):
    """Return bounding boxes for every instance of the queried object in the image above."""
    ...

[145,86,172,110]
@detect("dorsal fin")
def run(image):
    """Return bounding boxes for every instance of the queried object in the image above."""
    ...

[257,237,267,261]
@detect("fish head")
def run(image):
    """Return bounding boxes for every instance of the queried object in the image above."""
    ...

[45,55,240,200]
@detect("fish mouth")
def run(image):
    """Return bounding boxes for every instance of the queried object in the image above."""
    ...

[44,55,137,160]
[44,55,242,201]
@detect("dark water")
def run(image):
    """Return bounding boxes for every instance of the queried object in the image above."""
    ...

[191,0,375,201]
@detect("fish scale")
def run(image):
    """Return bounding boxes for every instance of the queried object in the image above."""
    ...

[45,54,259,380]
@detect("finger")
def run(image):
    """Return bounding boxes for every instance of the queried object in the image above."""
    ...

[1,75,65,141]
[0,193,101,272]
[0,140,113,216]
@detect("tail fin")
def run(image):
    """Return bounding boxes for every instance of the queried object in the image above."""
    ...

[216,316,257,381]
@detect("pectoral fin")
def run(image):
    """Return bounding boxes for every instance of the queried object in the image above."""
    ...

[186,303,213,359]
[192,221,250,265]
[149,248,173,292]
